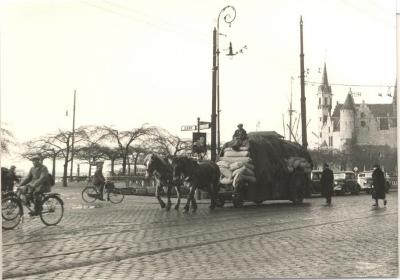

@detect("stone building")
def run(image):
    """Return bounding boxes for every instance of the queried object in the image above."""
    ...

[317,64,397,151]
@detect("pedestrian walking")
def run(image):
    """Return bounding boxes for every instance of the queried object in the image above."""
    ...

[371,164,387,207]
[320,163,334,205]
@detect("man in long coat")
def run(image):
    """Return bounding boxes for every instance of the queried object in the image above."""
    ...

[372,164,386,207]
[320,163,334,205]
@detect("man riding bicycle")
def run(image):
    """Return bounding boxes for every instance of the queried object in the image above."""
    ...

[19,154,51,215]
[92,161,106,201]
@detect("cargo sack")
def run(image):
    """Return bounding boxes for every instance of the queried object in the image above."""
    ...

[220,167,233,179]
[224,150,250,158]
[216,161,230,169]
[232,166,255,178]
[220,177,233,185]
[219,157,252,164]
[224,146,249,152]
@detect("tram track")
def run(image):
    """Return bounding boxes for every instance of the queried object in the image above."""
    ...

[2,200,376,247]
[3,211,396,279]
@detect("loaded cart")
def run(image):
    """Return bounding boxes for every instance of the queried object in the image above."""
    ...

[217,131,313,207]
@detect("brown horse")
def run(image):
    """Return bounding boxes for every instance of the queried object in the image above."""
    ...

[170,156,220,212]
[144,154,181,211]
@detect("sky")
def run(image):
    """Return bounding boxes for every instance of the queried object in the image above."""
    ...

[0,0,397,172]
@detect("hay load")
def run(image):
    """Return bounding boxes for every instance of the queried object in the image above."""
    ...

[217,131,312,201]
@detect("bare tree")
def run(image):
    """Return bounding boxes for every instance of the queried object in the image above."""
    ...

[148,127,192,157]
[1,126,15,154]
[98,125,154,175]
[22,139,62,177]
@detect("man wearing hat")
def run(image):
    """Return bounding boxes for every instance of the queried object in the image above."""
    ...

[232,123,248,141]
[92,161,106,201]
[320,163,334,205]
[19,154,50,214]
[371,164,387,207]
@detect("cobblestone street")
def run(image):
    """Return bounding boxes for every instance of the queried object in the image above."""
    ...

[2,183,398,279]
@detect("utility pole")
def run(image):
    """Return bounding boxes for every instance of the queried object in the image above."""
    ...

[300,16,308,149]
[211,27,217,161]
[289,77,295,141]
[69,90,76,181]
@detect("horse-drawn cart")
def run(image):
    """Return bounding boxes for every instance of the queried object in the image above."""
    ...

[217,131,313,207]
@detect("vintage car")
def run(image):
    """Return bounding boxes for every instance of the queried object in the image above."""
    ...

[333,171,361,195]
[309,170,323,194]
[357,171,392,194]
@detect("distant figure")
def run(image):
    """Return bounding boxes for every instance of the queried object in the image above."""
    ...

[232,124,248,141]
[320,163,334,205]
[371,164,386,207]
[19,154,50,215]
[6,165,20,192]
[92,162,106,201]
[231,124,248,151]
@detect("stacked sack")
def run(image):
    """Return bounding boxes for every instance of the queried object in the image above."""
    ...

[284,156,312,173]
[217,147,257,189]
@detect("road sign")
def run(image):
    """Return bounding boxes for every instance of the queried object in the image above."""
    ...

[199,121,211,130]
[181,125,197,131]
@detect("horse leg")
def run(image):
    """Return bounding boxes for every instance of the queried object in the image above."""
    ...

[174,186,181,210]
[209,183,217,210]
[183,185,195,213]
[190,187,198,212]
[166,186,172,211]
[155,182,165,209]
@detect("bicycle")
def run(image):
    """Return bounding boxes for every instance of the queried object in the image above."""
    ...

[81,181,124,204]
[2,188,64,230]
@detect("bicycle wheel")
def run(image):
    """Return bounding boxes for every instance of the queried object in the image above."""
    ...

[107,188,124,204]
[2,196,23,230]
[40,195,64,226]
[81,186,98,203]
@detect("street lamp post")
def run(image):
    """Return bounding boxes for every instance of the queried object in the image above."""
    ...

[212,6,236,160]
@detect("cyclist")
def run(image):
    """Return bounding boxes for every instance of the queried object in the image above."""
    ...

[92,161,106,201]
[19,154,51,215]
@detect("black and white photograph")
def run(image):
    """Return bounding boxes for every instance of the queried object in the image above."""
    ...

[0,0,398,279]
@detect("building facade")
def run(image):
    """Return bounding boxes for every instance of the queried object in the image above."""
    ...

[317,64,397,151]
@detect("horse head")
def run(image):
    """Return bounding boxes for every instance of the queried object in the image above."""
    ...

[171,156,198,184]
[144,153,157,178]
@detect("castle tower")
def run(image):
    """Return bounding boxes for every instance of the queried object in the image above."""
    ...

[339,91,356,150]
[317,63,333,134]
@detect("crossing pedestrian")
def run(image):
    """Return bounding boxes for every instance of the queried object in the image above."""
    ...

[320,163,334,206]
[371,164,387,207]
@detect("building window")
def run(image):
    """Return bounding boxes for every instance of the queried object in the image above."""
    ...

[360,112,365,118]
[360,121,366,127]
[319,98,321,105]
[320,132,322,138]
[328,127,330,133]
[323,116,327,123]
[328,136,333,146]
[380,118,389,130]
[324,97,328,105]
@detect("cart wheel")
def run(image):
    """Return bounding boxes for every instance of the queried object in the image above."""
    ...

[216,198,225,208]
[232,197,244,208]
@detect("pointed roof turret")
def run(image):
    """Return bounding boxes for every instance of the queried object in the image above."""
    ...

[318,62,331,94]
[321,63,329,85]
[342,92,356,111]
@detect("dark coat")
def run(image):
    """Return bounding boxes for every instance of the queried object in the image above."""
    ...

[92,169,105,187]
[372,167,385,199]
[320,168,334,197]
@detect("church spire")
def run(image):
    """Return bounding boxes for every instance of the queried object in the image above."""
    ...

[321,62,329,85]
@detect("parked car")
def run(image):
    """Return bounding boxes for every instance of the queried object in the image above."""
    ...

[357,171,392,194]
[309,170,323,194]
[357,171,373,193]
[334,171,361,195]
